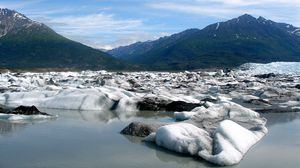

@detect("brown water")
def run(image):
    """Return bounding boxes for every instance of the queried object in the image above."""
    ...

[0,110,299,168]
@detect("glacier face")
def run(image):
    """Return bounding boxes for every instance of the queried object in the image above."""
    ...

[239,62,300,75]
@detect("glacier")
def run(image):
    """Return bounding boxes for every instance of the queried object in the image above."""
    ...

[239,62,300,75]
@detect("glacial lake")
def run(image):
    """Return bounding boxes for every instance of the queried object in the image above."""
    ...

[0,110,299,168]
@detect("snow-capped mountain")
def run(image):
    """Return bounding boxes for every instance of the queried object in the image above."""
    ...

[0,8,43,38]
[0,8,133,70]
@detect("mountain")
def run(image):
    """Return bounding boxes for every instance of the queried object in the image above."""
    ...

[109,14,300,70]
[0,8,134,70]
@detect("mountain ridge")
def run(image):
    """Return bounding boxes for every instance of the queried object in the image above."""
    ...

[109,14,300,70]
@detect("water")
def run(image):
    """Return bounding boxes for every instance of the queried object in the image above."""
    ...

[0,110,299,168]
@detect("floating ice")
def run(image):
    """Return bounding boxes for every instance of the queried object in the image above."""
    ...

[0,88,139,112]
[198,120,267,166]
[0,113,57,121]
[144,123,212,156]
[145,119,267,166]
[147,101,268,166]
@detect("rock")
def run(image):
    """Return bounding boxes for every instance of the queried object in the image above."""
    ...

[295,84,300,89]
[165,101,202,112]
[120,122,168,137]
[244,99,271,106]
[254,73,276,79]
[3,105,51,116]
[127,79,141,88]
[0,106,7,113]
[200,96,218,103]
[255,106,299,113]
[137,98,169,111]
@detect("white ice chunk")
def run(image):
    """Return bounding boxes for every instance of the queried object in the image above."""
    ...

[174,111,198,121]
[145,123,212,155]
[199,120,267,166]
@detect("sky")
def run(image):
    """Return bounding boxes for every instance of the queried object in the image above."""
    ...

[0,0,299,50]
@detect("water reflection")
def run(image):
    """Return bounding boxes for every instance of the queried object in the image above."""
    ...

[145,142,217,168]
[122,133,218,168]
[44,108,173,123]
[261,112,300,127]
[0,120,27,136]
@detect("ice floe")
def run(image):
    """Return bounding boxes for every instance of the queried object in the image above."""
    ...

[0,113,56,121]
[144,101,268,166]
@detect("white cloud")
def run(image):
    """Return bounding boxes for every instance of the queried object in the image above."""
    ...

[42,13,143,33]
[148,2,264,19]
[31,13,170,49]
[70,32,171,50]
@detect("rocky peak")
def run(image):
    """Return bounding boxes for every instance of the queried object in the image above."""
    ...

[238,14,256,20]
[0,8,41,38]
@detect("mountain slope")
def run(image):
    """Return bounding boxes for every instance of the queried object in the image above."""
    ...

[0,8,133,70]
[109,14,300,70]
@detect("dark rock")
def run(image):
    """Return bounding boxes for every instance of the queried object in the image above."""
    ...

[174,84,189,89]
[110,100,120,111]
[116,72,125,75]
[0,87,9,93]
[224,68,232,74]
[128,79,141,88]
[220,83,240,93]
[244,99,271,106]
[13,105,50,115]
[242,80,252,83]
[120,122,168,137]
[254,73,276,79]
[2,105,51,116]
[200,97,217,103]
[255,106,299,113]
[295,84,300,89]
[0,106,6,113]
[137,98,169,111]
[165,101,202,112]
[46,78,57,85]
[137,98,203,112]
[186,73,194,79]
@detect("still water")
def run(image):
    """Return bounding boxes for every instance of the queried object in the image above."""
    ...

[0,110,299,168]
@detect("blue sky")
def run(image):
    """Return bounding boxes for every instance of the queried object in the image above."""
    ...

[0,0,299,49]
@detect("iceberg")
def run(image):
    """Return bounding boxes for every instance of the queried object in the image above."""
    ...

[143,101,268,166]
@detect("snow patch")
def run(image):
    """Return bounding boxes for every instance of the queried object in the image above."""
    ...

[216,22,220,30]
